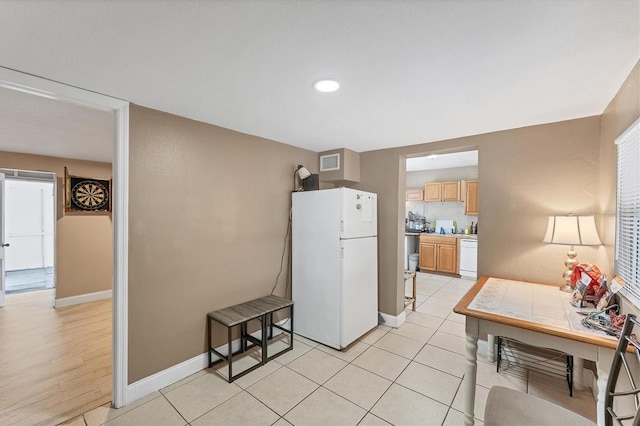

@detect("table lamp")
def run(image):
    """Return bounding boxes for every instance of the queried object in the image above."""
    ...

[543,214,601,292]
[294,165,311,191]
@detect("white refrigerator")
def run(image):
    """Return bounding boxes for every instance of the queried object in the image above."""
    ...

[292,187,378,350]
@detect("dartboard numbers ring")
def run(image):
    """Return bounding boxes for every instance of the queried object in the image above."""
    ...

[71,180,109,210]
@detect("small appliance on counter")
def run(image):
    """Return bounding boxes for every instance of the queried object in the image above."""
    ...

[406,211,428,232]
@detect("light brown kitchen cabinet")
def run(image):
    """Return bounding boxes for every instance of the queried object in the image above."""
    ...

[424,181,461,202]
[424,183,442,202]
[442,181,461,201]
[406,189,424,201]
[418,235,458,274]
[464,180,478,215]
[419,241,437,271]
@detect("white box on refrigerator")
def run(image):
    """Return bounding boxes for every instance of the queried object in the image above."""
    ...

[291,187,378,349]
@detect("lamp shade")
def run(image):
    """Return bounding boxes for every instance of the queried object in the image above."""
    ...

[543,215,601,246]
[296,165,311,180]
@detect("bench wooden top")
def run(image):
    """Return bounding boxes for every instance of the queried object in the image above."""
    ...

[207,295,293,327]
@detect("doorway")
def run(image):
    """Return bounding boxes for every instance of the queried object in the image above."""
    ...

[404,150,479,274]
[0,66,129,414]
[4,178,55,295]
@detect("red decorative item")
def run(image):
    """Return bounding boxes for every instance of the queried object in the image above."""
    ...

[570,263,602,303]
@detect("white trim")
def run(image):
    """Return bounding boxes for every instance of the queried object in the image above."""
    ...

[112,102,130,408]
[127,352,209,404]
[379,310,406,328]
[55,289,112,308]
[0,67,130,408]
[127,323,289,403]
[615,116,640,145]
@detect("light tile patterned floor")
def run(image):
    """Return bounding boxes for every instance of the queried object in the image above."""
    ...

[63,273,597,426]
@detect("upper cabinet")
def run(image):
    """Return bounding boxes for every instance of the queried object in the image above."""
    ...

[442,181,461,201]
[424,181,460,202]
[463,180,478,215]
[406,189,424,202]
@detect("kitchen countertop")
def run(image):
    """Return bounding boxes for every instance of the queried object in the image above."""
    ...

[405,232,478,240]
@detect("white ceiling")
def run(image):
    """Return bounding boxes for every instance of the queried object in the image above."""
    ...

[0,1,638,163]
[0,87,114,163]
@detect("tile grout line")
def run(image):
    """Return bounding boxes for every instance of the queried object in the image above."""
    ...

[160,392,190,425]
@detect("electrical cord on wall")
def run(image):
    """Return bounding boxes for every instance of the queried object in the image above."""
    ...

[270,207,292,296]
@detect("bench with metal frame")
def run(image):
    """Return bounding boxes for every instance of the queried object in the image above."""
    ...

[207,295,294,383]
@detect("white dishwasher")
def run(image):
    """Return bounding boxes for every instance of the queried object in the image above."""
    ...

[459,239,478,279]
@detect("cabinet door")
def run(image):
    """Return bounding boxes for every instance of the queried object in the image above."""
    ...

[406,189,424,201]
[441,181,461,201]
[419,243,437,271]
[437,244,457,274]
[424,183,442,202]
[464,180,478,215]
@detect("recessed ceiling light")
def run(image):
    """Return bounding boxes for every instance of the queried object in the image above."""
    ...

[426,154,440,159]
[313,79,340,93]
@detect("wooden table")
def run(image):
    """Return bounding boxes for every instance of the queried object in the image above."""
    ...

[453,276,619,426]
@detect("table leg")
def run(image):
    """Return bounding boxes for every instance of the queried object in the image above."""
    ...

[596,348,614,426]
[207,316,212,368]
[463,317,479,426]
[241,322,247,352]
[487,334,495,363]
[573,357,584,392]
[228,326,233,382]
[261,315,268,364]
[412,274,417,311]
[290,305,294,349]
[269,312,274,339]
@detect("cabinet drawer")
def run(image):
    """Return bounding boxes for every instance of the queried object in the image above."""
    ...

[420,235,456,246]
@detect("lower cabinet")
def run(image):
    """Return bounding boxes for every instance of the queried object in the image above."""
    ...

[419,242,437,271]
[419,235,458,274]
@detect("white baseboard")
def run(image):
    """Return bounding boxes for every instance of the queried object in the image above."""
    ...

[379,310,406,328]
[127,352,209,404]
[126,320,290,405]
[55,289,112,308]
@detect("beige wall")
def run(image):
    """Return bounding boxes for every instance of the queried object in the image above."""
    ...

[358,117,603,316]
[0,151,112,299]
[127,105,317,383]
[599,60,640,317]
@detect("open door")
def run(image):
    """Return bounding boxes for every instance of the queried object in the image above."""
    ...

[0,172,6,306]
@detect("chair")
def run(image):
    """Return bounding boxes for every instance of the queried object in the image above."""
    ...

[484,314,640,426]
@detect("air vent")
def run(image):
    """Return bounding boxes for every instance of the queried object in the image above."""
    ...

[320,153,340,172]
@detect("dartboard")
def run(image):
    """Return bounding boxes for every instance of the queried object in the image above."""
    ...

[71,180,109,211]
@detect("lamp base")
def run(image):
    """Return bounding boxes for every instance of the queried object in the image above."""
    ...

[559,246,577,292]
[559,284,574,293]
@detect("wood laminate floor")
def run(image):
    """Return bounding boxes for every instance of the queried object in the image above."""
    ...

[0,289,111,426]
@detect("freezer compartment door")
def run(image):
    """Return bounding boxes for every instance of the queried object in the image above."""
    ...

[341,189,377,239]
[341,237,378,347]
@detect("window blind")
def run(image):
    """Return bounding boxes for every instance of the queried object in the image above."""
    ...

[616,118,640,307]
